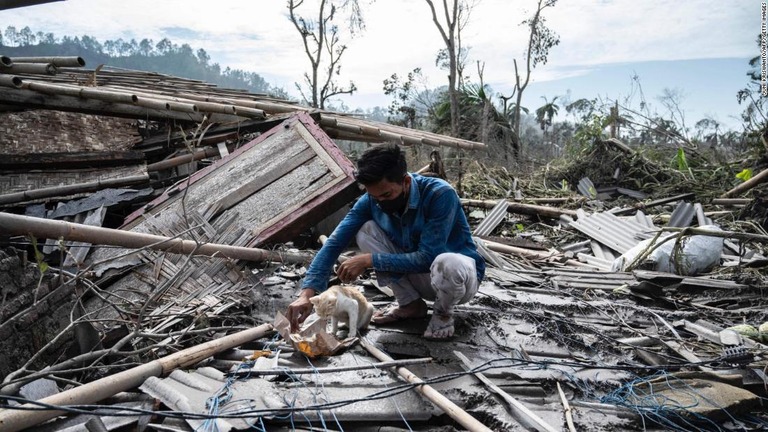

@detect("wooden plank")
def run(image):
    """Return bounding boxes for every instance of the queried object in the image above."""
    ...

[0,151,145,170]
[201,146,316,220]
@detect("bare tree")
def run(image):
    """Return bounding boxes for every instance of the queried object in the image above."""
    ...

[288,0,364,109]
[424,0,476,137]
[502,0,559,158]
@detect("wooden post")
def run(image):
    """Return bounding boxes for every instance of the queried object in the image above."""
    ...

[0,323,274,432]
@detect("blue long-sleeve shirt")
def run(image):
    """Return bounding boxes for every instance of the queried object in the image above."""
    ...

[302,173,485,292]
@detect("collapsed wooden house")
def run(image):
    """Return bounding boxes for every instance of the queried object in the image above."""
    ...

[0,56,767,432]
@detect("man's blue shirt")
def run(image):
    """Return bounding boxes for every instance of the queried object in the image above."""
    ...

[302,173,485,292]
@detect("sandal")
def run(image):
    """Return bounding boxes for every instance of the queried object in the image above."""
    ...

[423,314,455,340]
[371,299,428,325]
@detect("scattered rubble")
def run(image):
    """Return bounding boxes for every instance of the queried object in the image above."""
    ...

[0,56,766,431]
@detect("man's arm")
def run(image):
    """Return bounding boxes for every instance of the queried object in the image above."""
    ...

[372,187,458,274]
[301,195,373,292]
[287,196,372,331]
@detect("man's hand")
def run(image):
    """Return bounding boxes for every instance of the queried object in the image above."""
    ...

[336,253,373,283]
[286,288,316,332]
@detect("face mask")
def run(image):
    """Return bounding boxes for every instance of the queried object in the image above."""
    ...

[377,185,407,215]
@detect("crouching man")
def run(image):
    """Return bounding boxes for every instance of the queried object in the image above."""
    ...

[286,144,485,340]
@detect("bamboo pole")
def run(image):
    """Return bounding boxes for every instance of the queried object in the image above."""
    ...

[360,338,492,432]
[0,62,57,75]
[0,213,314,264]
[22,80,138,104]
[0,56,11,67]
[11,56,85,67]
[479,238,557,260]
[146,144,235,172]
[556,382,577,432]
[711,198,752,206]
[461,198,578,218]
[0,86,216,123]
[0,174,149,205]
[0,323,274,432]
[0,75,22,88]
[454,351,558,432]
[722,167,768,198]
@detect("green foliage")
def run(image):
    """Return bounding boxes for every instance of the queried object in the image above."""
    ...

[674,148,689,172]
[29,235,48,275]
[0,26,286,98]
[736,168,753,182]
[572,114,607,150]
[736,35,768,153]
[672,148,695,180]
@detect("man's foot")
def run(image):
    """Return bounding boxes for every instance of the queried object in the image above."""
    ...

[423,314,454,340]
[371,299,428,325]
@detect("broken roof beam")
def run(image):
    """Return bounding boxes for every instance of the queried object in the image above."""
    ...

[462,198,578,219]
[0,174,149,205]
[0,151,145,170]
[136,115,290,154]
[0,213,313,263]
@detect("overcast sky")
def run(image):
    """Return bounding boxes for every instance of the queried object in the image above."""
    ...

[1,0,758,129]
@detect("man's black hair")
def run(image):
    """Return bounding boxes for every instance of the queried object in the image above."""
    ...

[355,144,407,185]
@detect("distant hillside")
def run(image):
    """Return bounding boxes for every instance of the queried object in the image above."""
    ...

[0,25,289,99]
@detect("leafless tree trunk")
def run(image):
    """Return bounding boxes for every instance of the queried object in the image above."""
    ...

[503,0,559,159]
[288,0,362,109]
[425,0,475,138]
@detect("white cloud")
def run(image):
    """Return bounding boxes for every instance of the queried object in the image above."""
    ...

[0,0,757,107]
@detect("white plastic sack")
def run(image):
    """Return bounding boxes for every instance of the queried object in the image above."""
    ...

[611,225,724,276]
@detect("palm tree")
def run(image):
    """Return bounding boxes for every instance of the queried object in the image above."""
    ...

[535,95,559,135]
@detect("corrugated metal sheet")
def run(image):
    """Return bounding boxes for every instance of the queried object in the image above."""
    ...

[633,210,655,228]
[569,211,650,253]
[472,199,509,236]
[139,365,432,430]
[544,267,635,291]
[616,187,648,200]
[577,177,597,199]
[667,202,695,227]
